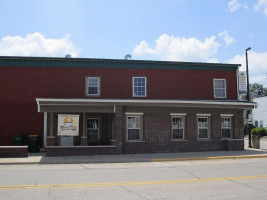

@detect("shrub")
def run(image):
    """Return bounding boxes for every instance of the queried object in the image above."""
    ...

[251,127,267,137]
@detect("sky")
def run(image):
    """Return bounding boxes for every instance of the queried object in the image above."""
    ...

[0,0,267,86]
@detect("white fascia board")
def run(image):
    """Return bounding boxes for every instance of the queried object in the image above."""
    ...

[36,98,257,108]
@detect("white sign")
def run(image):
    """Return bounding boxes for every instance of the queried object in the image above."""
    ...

[239,71,247,92]
[57,114,79,136]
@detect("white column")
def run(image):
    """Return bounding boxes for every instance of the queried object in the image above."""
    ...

[43,112,47,147]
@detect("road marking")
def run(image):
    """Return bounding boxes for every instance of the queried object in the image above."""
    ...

[151,154,267,162]
[1,175,267,190]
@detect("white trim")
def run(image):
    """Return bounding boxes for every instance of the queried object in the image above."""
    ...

[44,112,47,147]
[125,112,144,115]
[213,79,227,98]
[196,113,211,117]
[220,114,234,117]
[86,77,100,96]
[171,115,185,140]
[170,113,187,116]
[132,77,147,97]
[36,98,257,109]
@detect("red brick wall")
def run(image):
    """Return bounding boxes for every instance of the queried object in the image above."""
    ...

[0,66,238,146]
[0,67,237,101]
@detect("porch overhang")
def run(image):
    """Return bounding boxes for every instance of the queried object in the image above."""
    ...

[36,98,257,112]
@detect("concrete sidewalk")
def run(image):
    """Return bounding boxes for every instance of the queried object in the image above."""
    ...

[1,138,267,165]
[1,147,267,165]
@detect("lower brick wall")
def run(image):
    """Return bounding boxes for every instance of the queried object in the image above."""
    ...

[46,146,118,157]
[0,146,28,158]
[122,108,244,154]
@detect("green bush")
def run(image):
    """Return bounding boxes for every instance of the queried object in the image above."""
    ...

[251,127,267,137]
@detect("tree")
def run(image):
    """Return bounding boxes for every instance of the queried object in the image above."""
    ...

[250,83,267,96]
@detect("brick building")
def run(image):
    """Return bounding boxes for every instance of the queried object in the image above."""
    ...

[0,56,255,156]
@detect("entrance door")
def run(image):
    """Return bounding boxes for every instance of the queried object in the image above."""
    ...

[87,118,100,141]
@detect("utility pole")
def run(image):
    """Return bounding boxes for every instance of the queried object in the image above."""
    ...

[246,47,252,148]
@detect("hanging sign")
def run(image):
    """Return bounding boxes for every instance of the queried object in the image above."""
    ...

[57,114,79,136]
[239,71,247,92]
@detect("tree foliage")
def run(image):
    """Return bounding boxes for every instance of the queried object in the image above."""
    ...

[250,83,267,96]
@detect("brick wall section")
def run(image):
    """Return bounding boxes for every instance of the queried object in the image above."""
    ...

[46,146,118,157]
[47,137,56,146]
[114,105,125,154]
[0,66,239,146]
[122,110,243,154]
[0,146,28,158]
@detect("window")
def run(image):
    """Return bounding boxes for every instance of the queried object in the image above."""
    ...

[260,121,263,127]
[172,116,185,140]
[221,117,231,138]
[87,77,100,96]
[87,118,99,140]
[197,117,209,139]
[133,77,146,97]
[126,114,143,141]
[214,79,226,98]
[255,120,259,127]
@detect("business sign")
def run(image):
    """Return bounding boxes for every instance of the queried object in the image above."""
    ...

[57,114,79,136]
[239,71,247,92]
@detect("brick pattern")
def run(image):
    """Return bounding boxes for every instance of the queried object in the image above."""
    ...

[123,111,243,154]
[46,146,118,157]
[114,105,125,154]
[0,147,28,158]
[46,137,56,146]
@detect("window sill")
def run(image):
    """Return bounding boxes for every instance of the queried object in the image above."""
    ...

[171,139,188,142]
[197,139,212,141]
[126,140,145,143]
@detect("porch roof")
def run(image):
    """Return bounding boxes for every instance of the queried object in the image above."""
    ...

[36,98,257,112]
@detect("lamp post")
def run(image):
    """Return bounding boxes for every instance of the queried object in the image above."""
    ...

[246,47,252,148]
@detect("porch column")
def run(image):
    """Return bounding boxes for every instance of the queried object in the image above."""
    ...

[47,112,56,146]
[114,105,125,154]
[43,112,47,147]
[81,112,88,146]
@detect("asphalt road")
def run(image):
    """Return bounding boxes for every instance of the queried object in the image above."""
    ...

[1,158,267,200]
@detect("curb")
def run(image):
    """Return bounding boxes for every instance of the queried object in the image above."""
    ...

[151,154,267,162]
[1,154,267,165]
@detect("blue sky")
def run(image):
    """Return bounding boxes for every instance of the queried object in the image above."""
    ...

[0,0,267,86]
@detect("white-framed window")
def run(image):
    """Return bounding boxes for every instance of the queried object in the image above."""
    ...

[255,121,259,127]
[260,121,263,127]
[197,117,209,139]
[221,117,231,138]
[87,77,100,96]
[171,116,185,140]
[214,79,226,98]
[126,113,143,141]
[86,118,99,140]
[133,77,146,97]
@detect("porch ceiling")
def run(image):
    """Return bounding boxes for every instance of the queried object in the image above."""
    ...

[36,98,257,112]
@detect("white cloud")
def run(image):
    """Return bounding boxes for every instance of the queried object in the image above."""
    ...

[228,0,242,12]
[255,0,267,16]
[218,30,235,46]
[228,51,267,87]
[133,34,220,63]
[0,33,81,57]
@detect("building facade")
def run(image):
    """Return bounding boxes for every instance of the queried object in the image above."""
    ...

[0,56,255,156]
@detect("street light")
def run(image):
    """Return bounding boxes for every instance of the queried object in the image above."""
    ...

[246,47,252,148]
